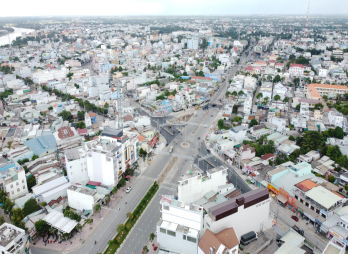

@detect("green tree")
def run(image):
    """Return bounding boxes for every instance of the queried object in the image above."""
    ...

[76,122,86,129]
[11,208,25,229]
[283,97,289,103]
[126,212,133,220]
[289,135,295,141]
[3,198,14,214]
[256,93,263,103]
[95,204,102,218]
[48,106,53,111]
[293,78,300,86]
[0,216,5,226]
[334,127,344,139]
[273,94,281,108]
[32,154,39,161]
[328,175,336,183]
[218,119,224,129]
[231,91,238,97]
[77,111,85,121]
[233,116,242,122]
[58,110,73,121]
[143,246,149,254]
[27,175,36,192]
[249,119,258,128]
[119,178,126,187]
[273,75,281,83]
[238,90,244,97]
[150,232,155,242]
[23,198,40,217]
[35,219,50,236]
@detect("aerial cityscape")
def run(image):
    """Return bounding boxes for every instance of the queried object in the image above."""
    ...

[1,1,348,254]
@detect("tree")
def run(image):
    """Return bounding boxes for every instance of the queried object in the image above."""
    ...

[48,106,53,111]
[328,175,336,183]
[0,216,5,226]
[238,90,244,97]
[11,208,25,229]
[273,94,281,108]
[127,212,133,220]
[249,119,258,128]
[95,204,102,218]
[293,78,300,86]
[289,135,295,141]
[334,126,344,139]
[23,198,40,217]
[233,116,242,122]
[117,223,125,235]
[283,97,289,103]
[86,218,93,229]
[3,198,14,214]
[119,178,126,187]
[139,148,148,160]
[27,175,36,192]
[231,91,238,97]
[32,154,39,161]
[150,232,155,242]
[256,93,263,103]
[218,119,224,129]
[77,111,85,121]
[58,110,73,121]
[35,219,50,237]
[273,75,281,83]
[143,246,149,254]
[76,122,86,129]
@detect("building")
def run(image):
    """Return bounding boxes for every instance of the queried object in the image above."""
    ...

[306,83,348,100]
[198,228,239,254]
[32,176,69,204]
[0,163,28,200]
[228,126,247,142]
[328,109,344,128]
[156,195,203,254]
[187,39,199,50]
[65,148,89,184]
[24,134,57,157]
[67,185,101,212]
[178,166,228,203]
[0,223,31,254]
[289,64,304,77]
[204,188,272,239]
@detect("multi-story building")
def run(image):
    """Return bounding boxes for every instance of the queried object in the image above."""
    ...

[299,102,310,120]
[328,109,344,128]
[0,223,31,254]
[203,188,272,239]
[289,64,304,77]
[65,148,89,185]
[187,39,199,50]
[306,83,348,100]
[32,68,67,84]
[156,195,203,254]
[0,161,28,200]
[178,166,228,203]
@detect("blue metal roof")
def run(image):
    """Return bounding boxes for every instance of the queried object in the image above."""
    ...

[24,134,57,155]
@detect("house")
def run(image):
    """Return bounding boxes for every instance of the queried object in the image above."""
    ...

[238,144,255,160]
[0,223,30,254]
[198,228,239,254]
[229,126,247,142]
[89,113,97,124]
[289,64,304,77]
[328,109,344,128]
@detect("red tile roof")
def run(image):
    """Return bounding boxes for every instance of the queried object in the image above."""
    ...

[261,153,275,160]
[290,63,304,68]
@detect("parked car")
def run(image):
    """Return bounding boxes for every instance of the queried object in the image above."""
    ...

[126,187,132,193]
[291,215,299,222]
[240,231,258,245]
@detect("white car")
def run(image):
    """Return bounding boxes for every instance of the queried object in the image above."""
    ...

[126,187,132,193]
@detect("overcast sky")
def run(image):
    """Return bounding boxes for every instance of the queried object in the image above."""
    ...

[2,0,348,17]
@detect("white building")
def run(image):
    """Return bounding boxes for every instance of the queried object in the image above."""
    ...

[289,64,304,77]
[0,223,31,254]
[204,188,272,239]
[328,109,344,128]
[0,164,28,200]
[67,185,100,212]
[229,126,247,142]
[178,166,228,203]
[65,148,89,184]
[156,195,203,254]
[187,39,199,50]
[244,76,257,92]
[300,102,310,120]
[32,68,68,84]
[243,96,252,115]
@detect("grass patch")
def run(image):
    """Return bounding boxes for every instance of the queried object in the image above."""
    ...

[104,181,159,254]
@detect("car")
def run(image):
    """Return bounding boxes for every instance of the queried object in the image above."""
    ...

[291,215,299,222]
[207,149,211,153]
[126,187,132,193]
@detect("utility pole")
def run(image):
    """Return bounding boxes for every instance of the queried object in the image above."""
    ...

[304,2,310,39]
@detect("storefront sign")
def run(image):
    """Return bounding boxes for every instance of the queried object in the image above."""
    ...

[161,196,171,203]
[304,212,315,221]
[279,188,296,206]
[267,183,279,194]
[329,229,343,241]
[320,209,328,216]
[315,219,322,225]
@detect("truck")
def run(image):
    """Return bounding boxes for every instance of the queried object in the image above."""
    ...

[240,231,258,245]
[292,225,304,236]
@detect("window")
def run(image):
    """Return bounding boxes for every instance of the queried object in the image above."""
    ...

[300,199,303,203]
[23,186,25,190]
[17,188,20,192]
[81,169,83,172]
[163,206,169,211]
[70,166,72,168]
[316,209,320,214]
[160,228,166,234]
[183,235,186,240]
[167,230,176,237]
[16,182,19,186]
[321,213,326,219]
[10,185,13,188]
[311,206,314,211]
[305,202,309,207]
[187,236,196,243]
[206,222,210,228]
[295,195,298,200]
[22,180,24,183]
[11,191,14,195]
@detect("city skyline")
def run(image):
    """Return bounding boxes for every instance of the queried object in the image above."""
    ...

[1,0,348,17]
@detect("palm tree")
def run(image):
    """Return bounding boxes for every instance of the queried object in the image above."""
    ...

[238,90,245,97]
[95,204,101,218]
[274,94,281,108]
[256,93,263,104]
[231,91,238,98]
[263,96,269,107]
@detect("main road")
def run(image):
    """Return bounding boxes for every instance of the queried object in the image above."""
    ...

[32,46,254,254]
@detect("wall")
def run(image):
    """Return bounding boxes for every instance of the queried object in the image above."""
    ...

[204,198,272,238]
[156,225,198,254]
[162,205,203,232]
[67,189,94,211]
[66,156,89,184]
[87,151,115,187]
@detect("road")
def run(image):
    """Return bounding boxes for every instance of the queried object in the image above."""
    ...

[32,44,254,254]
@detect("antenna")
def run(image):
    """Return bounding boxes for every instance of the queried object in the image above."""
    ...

[8,33,11,48]
[304,2,310,39]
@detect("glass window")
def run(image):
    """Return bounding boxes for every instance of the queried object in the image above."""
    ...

[183,235,186,240]
[160,228,166,234]
[167,230,176,237]
[187,236,196,243]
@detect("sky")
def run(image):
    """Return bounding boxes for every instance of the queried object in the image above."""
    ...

[2,0,348,17]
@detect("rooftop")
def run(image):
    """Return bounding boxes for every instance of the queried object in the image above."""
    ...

[306,186,342,210]
[0,223,25,249]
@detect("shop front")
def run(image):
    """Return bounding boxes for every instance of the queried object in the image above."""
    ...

[267,183,279,196]
[279,188,298,213]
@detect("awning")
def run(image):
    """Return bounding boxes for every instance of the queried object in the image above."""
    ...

[277,195,287,204]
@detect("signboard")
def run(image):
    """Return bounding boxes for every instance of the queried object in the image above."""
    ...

[320,209,328,216]
[149,135,157,148]
[304,212,315,221]
[267,183,279,194]
[279,188,296,206]
[161,196,171,203]
[246,166,259,176]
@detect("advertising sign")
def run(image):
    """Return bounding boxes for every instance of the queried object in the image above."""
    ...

[279,188,296,206]
[267,183,279,194]
[161,196,171,203]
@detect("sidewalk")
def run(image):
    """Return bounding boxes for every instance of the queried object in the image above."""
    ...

[32,176,141,252]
